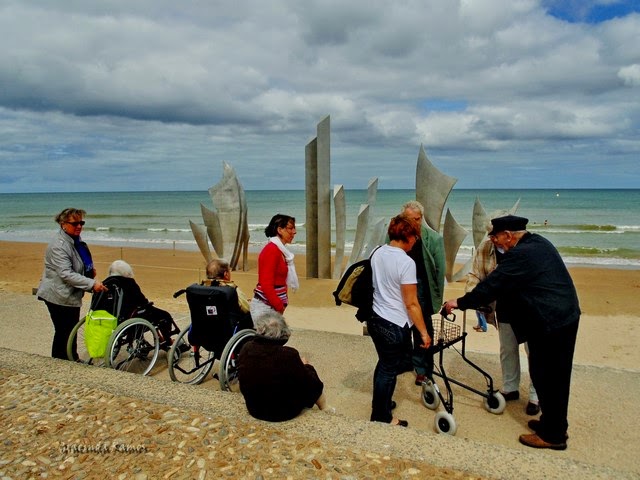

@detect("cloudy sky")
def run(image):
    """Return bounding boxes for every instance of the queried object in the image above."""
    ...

[1,0,639,192]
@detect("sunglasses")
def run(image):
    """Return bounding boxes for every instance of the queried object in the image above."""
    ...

[66,221,86,226]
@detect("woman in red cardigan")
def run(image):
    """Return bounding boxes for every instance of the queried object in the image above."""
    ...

[250,214,299,320]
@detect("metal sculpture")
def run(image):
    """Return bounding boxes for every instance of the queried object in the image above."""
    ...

[190,161,249,271]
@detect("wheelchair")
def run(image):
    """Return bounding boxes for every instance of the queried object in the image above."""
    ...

[168,282,255,391]
[67,281,181,376]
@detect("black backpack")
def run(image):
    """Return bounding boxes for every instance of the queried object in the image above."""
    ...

[332,247,380,322]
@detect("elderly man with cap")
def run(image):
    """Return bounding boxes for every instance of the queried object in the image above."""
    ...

[465,211,539,416]
[443,215,580,451]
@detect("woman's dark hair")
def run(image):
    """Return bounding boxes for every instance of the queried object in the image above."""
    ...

[264,214,295,238]
[387,214,420,242]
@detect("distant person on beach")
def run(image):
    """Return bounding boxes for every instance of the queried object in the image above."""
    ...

[369,214,432,427]
[400,201,446,386]
[97,260,179,350]
[465,212,539,416]
[203,258,251,314]
[237,311,333,421]
[37,208,108,360]
[444,215,580,451]
[250,214,299,319]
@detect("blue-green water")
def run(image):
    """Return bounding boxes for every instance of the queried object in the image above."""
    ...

[0,189,638,268]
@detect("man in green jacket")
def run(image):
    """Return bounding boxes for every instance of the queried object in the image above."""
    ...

[401,201,446,385]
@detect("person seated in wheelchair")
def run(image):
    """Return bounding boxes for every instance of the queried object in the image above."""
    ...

[202,258,251,315]
[97,260,180,351]
[237,312,333,422]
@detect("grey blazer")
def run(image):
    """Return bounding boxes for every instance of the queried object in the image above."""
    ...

[37,229,95,307]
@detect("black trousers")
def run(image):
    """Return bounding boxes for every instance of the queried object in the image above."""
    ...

[527,320,579,443]
[45,301,81,360]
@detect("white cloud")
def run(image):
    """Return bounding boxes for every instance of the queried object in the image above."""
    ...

[0,0,638,192]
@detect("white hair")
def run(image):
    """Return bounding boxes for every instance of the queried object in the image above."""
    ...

[108,260,135,278]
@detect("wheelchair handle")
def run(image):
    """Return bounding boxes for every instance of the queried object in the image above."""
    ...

[173,289,187,298]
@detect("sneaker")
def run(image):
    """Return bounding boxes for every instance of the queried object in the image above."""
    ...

[415,374,426,386]
[525,401,540,416]
[519,433,567,450]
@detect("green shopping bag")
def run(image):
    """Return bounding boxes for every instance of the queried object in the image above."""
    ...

[84,310,118,358]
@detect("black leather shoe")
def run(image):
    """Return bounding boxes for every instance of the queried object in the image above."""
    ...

[526,402,540,416]
[502,391,520,401]
[391,419,408,427]
[390,401,397,410]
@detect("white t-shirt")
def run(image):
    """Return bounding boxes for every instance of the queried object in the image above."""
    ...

[371,244,417,327]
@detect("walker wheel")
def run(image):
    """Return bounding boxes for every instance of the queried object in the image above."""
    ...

[483,391,506,414]
[421,380,441,410]
[434,411,457,435]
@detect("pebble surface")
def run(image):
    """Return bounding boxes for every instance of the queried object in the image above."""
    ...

[1,363,485,480]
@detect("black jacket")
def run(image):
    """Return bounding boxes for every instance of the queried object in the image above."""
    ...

[458,233,580,339]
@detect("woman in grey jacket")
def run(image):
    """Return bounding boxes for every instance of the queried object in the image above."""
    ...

[37,208,107,360]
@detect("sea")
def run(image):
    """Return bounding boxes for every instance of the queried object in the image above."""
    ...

[0,189,638,269]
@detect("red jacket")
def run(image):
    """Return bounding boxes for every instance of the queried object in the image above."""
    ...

[254,241,288,312]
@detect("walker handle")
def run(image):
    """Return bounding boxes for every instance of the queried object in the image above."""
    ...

[439,306,456,322]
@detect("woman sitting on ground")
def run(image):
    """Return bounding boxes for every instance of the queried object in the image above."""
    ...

[97,260,179,350]
[237,312,332,422]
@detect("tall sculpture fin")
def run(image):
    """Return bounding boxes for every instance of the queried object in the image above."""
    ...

[443,208,468,283]
[451,257,473,282]
[347,204,370,266]
[189,220,214,264]
[509,198,521,214]
[362,217,389,259]
[416,145,457,232]
[208,162,248,271]
[471,197,488,249]
[200,204,224,258]
[332,185,346,280]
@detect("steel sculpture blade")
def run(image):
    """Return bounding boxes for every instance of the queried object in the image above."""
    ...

[332,185,346,280]
[366,177,378,219]
[471,197,488,249]
[208,162,248,271]
[416,145,457,232]
[347,204,370,266]
[200,204,224,258]
[362,217,389,259]
[472,198,522,249]
[451,257,473,282]
[443,208,468,283]
[189,220,214,264]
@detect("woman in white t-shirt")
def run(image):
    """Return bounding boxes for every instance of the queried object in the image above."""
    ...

[368,214,432,427]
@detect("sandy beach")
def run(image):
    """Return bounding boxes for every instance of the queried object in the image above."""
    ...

[1,240,639,478]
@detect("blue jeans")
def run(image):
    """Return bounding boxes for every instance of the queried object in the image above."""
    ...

[368,313,412,423]
[476,311,488,331]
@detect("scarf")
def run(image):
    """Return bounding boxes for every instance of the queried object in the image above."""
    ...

[72,235,95,279]
[269,236,299,292]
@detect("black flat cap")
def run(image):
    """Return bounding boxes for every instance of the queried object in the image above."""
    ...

[488,215,529,236]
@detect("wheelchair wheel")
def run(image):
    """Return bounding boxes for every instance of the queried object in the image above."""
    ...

[218,329,256,392]
[434,411,458,435]
[167,327,215,384]
[66,318,106,366]
[105,317,160,376]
